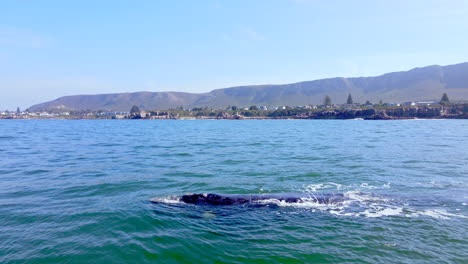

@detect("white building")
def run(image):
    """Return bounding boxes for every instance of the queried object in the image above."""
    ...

[416,101,436,106]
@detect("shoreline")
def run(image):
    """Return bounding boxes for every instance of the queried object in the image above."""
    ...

[2,104,467,120]
[1,116,466,121]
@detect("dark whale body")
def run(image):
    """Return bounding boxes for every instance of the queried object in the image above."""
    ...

[178,193,346,205]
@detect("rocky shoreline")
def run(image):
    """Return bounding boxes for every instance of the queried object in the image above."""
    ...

[294,105,467,120]
[200,105,468,120]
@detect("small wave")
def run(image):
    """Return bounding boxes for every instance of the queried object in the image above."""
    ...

[304,182,343,192]
[0,136,16,140]
[303,182,391,193]
[23,169,50,175]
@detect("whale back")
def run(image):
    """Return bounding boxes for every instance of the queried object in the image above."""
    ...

[180,193,345,205]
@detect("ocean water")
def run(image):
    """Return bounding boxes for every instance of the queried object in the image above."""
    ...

[0,119,467,263]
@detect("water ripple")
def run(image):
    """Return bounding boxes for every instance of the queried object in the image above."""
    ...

[0,119,467,263]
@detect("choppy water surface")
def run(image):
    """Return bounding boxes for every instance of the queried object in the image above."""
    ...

[0,120,467,263]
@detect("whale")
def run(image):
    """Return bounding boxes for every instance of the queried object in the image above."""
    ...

[152,193,347,205]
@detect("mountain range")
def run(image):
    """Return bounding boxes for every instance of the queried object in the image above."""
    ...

[28,62,468,112]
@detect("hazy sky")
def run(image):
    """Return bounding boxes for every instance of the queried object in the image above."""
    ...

[1,0,468,110]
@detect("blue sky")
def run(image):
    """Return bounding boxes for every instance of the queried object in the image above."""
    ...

[1,0,468,110]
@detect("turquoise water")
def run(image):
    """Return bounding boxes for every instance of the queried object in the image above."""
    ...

[0,120,467,263]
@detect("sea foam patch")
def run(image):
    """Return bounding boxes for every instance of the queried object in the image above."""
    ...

[150,196,184,204]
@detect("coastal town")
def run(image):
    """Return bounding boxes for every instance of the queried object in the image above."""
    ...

[2,97,467,120]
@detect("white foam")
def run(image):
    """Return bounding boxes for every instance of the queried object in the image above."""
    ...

[304,182,342,192]
[304,182,391,194]
[253,198,345,212]
[260,191,467,219]
[407,209,468,219]
[360,207,403,218]
[359,182,391,190]
[150,196,183,204]
[384,243,397,247]
[344,191,390,203]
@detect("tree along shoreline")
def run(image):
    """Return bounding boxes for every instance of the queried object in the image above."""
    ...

[3,104,467,120]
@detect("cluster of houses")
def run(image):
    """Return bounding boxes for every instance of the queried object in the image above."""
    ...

[201,101,439,112]
[0,100,443,119]
[0,111,70,119]
[95,111,129,119]
[127,111,179,119]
